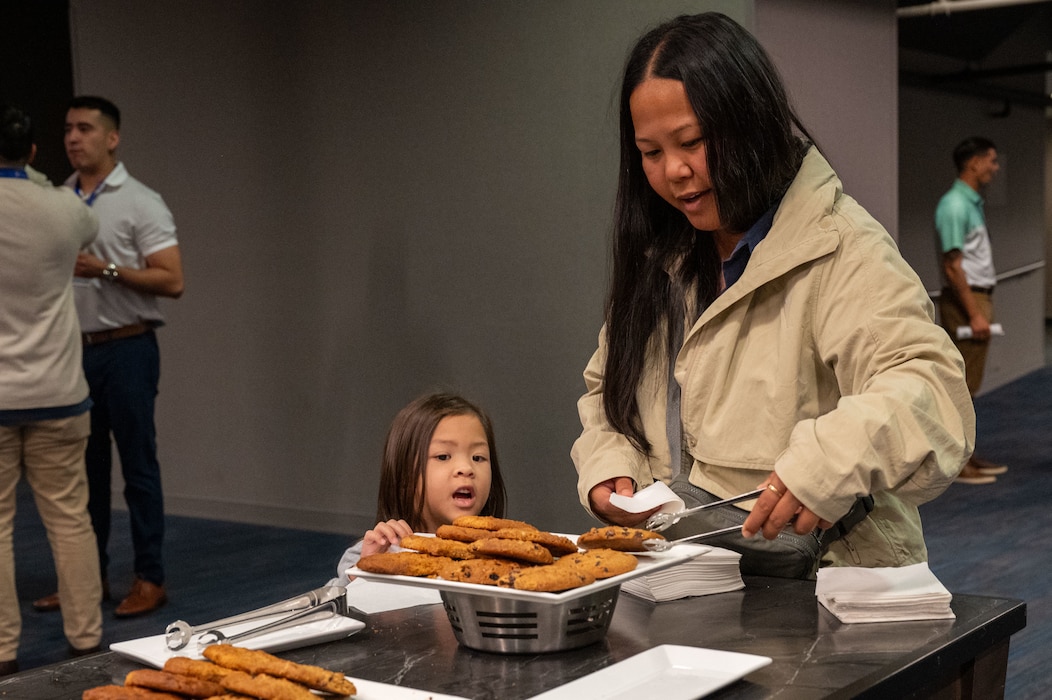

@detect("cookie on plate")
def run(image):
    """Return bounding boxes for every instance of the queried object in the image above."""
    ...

[357,551,452,577]
[499,564,596,592]
[470,537,553,565]
[577,526,665,552]
[491,528,579,556]
[440,557,522,585]
[400,534,477,560]
[556,548,638,578]
[435,524,494,543]
[452,515,538,531]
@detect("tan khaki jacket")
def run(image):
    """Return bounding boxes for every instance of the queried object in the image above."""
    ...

[572,148,975,567]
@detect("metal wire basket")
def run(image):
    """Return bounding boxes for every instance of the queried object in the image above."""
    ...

[440,585,620,654]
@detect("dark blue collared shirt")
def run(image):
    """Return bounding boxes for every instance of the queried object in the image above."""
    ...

[722,201,780,290]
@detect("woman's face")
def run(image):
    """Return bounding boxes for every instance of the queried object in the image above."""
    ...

[630,78,724,234]
[418,414,493,532]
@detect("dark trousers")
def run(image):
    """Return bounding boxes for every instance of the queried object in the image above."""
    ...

[83,331,165,585]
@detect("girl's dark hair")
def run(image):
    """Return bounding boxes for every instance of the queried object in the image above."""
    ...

[375,392,507,530]
[604,13,812,454]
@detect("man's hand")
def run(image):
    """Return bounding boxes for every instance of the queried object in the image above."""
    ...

[74,251,106,278]
[969,313,992,341]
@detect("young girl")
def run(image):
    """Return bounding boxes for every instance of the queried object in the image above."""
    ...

[330,392,507,585]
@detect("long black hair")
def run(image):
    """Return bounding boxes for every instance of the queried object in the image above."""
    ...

[604,13,812,455]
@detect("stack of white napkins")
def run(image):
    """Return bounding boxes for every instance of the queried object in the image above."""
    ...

[622,547,744,602]
[816,562,955,623]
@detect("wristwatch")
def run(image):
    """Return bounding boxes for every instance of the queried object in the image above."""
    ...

[102,262,120,281]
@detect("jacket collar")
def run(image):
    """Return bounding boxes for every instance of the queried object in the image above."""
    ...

[697,146,842,325]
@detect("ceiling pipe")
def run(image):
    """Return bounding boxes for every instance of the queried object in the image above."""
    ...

[897,0,1052,18]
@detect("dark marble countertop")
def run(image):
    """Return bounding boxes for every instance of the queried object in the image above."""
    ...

[0,576,1025,699]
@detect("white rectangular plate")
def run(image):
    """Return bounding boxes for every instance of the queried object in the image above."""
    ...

[347,679,469,700]
[349,538,710,604]
[529,644,772,699]
[110,611,365,667]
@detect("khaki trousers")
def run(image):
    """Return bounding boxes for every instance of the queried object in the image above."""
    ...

[938,289,994,396]
[0,413,103,661]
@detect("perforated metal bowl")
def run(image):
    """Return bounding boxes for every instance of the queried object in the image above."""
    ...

[439,585,620,654]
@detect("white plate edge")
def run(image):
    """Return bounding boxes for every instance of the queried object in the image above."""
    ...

[349,537,711,604]
[527,644,772,699]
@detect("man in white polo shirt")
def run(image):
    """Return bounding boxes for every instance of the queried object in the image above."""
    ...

[34,96,184,617]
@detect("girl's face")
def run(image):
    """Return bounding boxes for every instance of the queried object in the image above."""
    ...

[418,414,493,532]
[630,77,725,234]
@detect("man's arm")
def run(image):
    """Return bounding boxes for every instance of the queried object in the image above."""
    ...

[75,245,184,299]
[942,249,990,340]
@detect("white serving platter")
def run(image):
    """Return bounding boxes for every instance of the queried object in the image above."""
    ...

[110,611,364,667]
[528,644,772,699]
[343,678,469,700]
[348,537,711,604]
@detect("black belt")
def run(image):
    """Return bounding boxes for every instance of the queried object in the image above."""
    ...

[969,285,994,296]
[82,323,152,346]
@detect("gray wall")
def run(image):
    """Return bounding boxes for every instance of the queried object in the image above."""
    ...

[756,0,898,237]
[68,0,901,535]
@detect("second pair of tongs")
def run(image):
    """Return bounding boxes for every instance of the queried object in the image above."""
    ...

[643,488,765,533]
[165,585,366,651]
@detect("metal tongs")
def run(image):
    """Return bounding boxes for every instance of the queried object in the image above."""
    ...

[641,488,765,552]
[164,585,366,651]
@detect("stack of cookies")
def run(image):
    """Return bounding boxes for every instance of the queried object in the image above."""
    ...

[82,645,356,699]
[357,517,666,593]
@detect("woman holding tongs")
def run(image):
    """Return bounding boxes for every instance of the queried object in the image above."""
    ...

[571,13,974,579]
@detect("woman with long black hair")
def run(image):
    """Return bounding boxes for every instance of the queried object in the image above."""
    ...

[571,13,973,577]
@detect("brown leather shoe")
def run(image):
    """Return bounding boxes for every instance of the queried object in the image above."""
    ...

[956,464,996,485]
[69,643,101,658]
[970,455,1008,476]
[33,579,110,612]
[32,592,60,612]
[114,578,167,618]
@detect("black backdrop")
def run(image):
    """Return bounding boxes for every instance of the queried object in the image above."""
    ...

[0,0,73,182]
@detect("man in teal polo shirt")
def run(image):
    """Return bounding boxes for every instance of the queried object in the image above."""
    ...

[935,136,1005,485]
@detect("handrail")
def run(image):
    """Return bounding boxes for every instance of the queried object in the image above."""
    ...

[927,259,1044,298]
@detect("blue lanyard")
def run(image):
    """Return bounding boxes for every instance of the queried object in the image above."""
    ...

[0,167,29,180]
[74,179,106,206]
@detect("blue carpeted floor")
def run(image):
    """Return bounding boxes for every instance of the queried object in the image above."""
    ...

[10,490,351,672]
[920,365,1052,700]
[8,365,1052,697]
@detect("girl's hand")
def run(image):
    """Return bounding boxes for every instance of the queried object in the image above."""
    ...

[741,474,834,540]
[360,519,414,558]
[588,477,658,527]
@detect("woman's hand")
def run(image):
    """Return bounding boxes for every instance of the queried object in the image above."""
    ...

[741,474,834,540]
[588,477,659,527]
[360,519,414,558]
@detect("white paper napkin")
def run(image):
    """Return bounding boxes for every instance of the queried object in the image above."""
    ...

[609,481,685,514]
[816,562,955,623]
